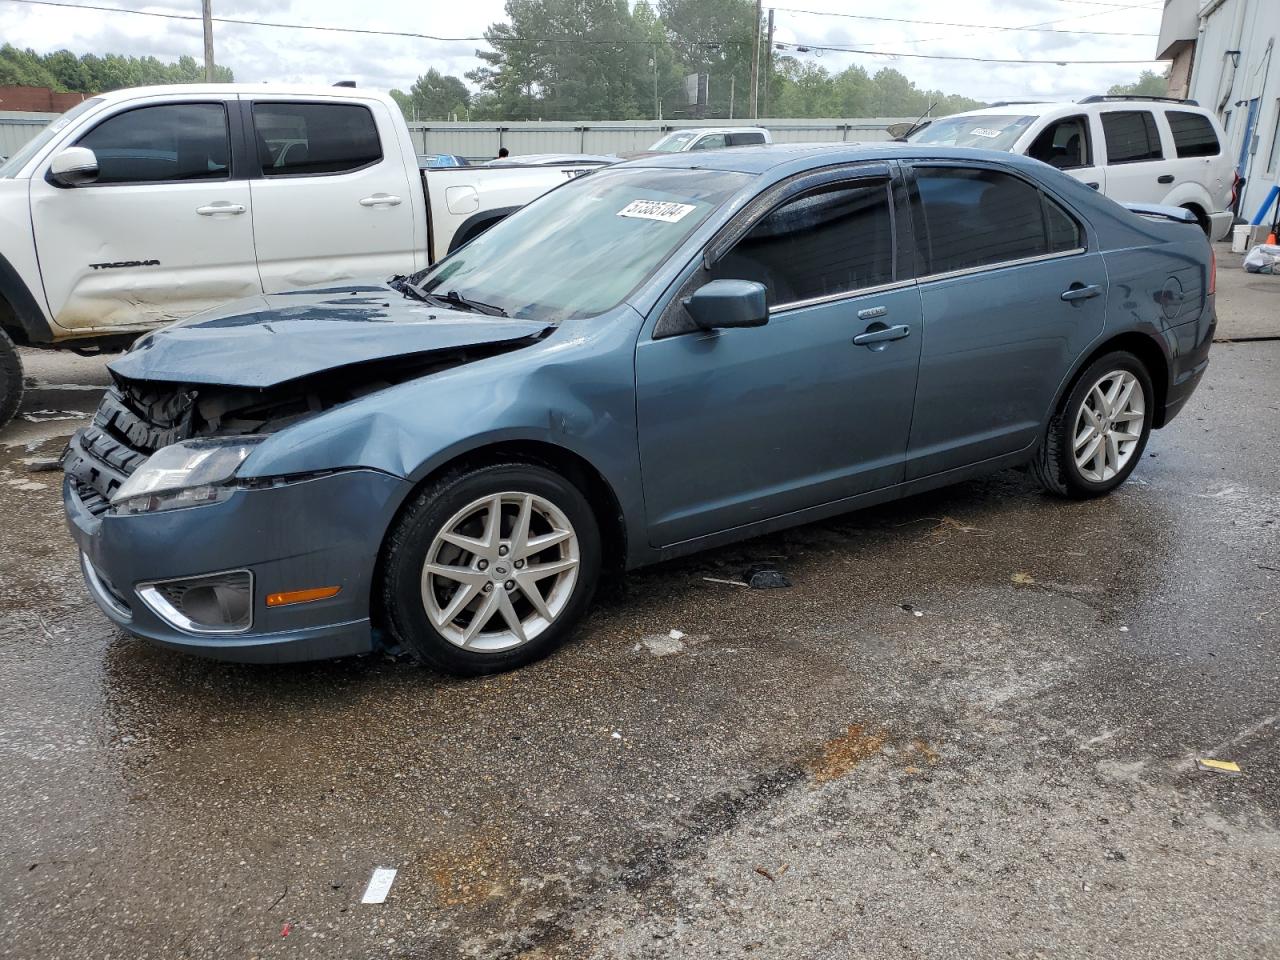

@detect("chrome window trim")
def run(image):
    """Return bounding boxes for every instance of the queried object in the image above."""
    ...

[770,278,916,315]
[136,568,255,636]
[916,247,1087,286]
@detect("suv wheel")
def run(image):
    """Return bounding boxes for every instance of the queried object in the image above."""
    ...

[0,328,23,430]
[1034,351,1154,498]
[381,463,601,676]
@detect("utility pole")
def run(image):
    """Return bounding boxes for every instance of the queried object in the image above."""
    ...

[748,0,761,118]
[729,76,735,120]
[201,0,215,81]
[763,8,774,118]
[652,46,660,121]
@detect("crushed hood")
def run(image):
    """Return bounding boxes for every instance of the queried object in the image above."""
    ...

[108,283,551,388]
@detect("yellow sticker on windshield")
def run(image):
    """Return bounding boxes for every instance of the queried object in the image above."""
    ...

[618,200,696,222]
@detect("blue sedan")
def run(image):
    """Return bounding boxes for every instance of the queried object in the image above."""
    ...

[64,144,1215,674]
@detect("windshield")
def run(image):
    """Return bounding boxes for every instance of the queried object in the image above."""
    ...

[649,131,699,152]
[410,166,750,323]
[0,98,103,178]
[908,114,1035,151]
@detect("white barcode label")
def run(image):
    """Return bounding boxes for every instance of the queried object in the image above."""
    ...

[618,200,696,222]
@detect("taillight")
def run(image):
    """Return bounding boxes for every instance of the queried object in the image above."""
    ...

[1208,247,1217,296]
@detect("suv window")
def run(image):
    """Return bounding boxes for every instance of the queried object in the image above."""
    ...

[1166,110,1220,158]
[912,166,1080,275]
[691,133,726,151]
[253,102,381,176]
[1101,110,1163,164]
[711,179,894,307]
[76,102,229,184]
[1027,116,1090,169]
[727,132,766,146]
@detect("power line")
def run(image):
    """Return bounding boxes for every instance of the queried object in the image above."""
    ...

[0,0,1167,65]
[769,8,1158,38]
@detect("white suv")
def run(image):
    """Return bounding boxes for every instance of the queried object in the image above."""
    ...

[906,96,1234,240]
[647,127,772,152]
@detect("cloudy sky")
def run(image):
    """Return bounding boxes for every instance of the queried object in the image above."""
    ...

[0,0,1168,104]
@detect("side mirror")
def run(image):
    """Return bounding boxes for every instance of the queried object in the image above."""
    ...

[49,146,99,186]
[885,122,915,139]
[682,279,768,331]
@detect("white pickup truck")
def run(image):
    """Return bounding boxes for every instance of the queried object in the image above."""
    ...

[0,83,600,427]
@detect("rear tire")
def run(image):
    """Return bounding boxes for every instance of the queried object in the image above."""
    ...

[381,462,601,676]
[0,328,23,430]
[1034,351,1154,499]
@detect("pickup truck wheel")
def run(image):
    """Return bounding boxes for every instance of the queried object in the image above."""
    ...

[1034,351,1154,499]
[0,328,23,430]
[381,463,601,676]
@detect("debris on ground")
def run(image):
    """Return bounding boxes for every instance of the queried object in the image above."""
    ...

[744,563,791,589]
[280,922,293,938]
[754,864,789,882]
[1011,572,1036,586]
[702,576,749,588]
[640,633,685,657]
[23,458,63,473]
[1195,758,1241,776]
[899,603,924,617]
[360,867,397,904]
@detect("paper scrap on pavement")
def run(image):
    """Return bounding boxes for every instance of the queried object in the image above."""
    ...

[361,867,397,904]
[1195,758,1241,775]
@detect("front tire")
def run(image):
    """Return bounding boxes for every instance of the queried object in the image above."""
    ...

[381,463,601,676]
[1034,351,1154,498]
[0,328,23,430]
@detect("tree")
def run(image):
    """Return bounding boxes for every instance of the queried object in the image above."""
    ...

[658,0,763,118]
[1107,69,1170,98]
[391,68,472,120]
[0,45,232,92]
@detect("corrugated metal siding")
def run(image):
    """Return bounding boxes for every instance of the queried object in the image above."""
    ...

[0,111,57,159]
[409,118,910,160]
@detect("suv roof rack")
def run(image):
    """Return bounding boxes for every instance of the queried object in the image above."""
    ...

[1078,94,1199,106]
[987,101,1047,107]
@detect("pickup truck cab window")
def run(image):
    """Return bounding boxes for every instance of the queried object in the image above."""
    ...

[711,180,895,308]
[911,166,1081,276]
[690,133,726,151]
[75,102,230,184]
[252,102,382,176]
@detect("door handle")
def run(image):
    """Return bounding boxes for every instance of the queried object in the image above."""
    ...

[1061,283,1103,303]
[852,323,911,347]
[1157,174,1175,184]
[359,194,402,207]
[196,202,246,216]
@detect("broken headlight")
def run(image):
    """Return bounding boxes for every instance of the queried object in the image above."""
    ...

[111,437,266,515]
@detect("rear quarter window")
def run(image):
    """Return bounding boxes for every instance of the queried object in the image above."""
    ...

[1166,111,1221,158]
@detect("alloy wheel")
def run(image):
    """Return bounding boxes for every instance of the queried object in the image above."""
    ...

[1072,369,1146,483]
[420,491,580,652]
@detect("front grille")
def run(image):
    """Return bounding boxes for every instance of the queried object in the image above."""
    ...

[64,385,196,516]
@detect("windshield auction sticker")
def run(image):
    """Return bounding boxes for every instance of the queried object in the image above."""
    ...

[617,200,697,222]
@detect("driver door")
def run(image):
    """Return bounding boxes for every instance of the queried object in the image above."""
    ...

[634,166,923,547]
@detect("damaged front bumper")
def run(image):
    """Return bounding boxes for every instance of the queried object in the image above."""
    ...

[64,468,409,663]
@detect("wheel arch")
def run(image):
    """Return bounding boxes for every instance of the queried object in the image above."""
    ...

[1178,201,1210,236]
[1051,331,1172,431]
[375,438,628,596]
[446,206,520,254]
[0,252,54,346]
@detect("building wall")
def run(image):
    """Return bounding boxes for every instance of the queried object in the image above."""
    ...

[1186,0,1280,222]
[0,110,57,159]
[0,86,91,113]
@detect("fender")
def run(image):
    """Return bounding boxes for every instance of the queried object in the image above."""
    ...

[0,253,54,345]
[447,205,521,254]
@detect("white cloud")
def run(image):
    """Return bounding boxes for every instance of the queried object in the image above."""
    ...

[1,0,1167,104]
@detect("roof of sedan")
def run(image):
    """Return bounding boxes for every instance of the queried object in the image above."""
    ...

[623,141,1023,174]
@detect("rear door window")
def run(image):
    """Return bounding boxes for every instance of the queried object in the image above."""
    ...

[911,166,1081,275]
[1102,110,1163,164]
[711,179,895,307]
[1166,111,1221,158]
[76,102,229,184]
[728,132,766,146]
[252,102,382,176]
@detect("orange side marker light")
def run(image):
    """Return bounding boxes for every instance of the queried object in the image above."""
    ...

[266,586,341,607]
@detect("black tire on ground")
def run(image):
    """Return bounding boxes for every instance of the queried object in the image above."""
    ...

[380,462,602,676]
[1033,350,1155,499]
[0,327,23,430]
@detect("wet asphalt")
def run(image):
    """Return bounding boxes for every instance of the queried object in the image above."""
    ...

[2,263,1279,959]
